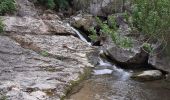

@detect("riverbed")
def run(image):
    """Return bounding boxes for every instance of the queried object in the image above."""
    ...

[66,60,170,100]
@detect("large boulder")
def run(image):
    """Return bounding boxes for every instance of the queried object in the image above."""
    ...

[0,35,93,100]
[70,14,95,32]
[149,55,170,73]
[2,16,76,35]
[15,0,38,17]
[99,29,147,68]
[73,0,124,17]
[131,70,163,81]
[105,46,148,68]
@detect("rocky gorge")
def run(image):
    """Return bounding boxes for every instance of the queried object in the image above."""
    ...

[0,0,170,100]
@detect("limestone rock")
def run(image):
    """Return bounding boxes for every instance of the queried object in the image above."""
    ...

[73,0,124,17]
[0,36,93,100]
[70,14,95,32]
[105,45,148,68]
[149,55,170,73]
[15,0,37,17]
[2,16,76,35]
[131,70,163,81]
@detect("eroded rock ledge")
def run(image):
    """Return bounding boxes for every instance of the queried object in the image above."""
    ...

[0,1,94,98]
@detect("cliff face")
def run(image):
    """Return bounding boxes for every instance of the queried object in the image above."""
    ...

[72,0,124,16]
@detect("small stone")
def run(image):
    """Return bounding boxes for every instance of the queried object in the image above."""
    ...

[131,70,163,81]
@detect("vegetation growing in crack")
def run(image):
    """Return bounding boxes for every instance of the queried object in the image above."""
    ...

[0,93,7,100]
[61,67,92,100]
[40,51,49,57]
[0,18,4,34]
[89,16,132,48]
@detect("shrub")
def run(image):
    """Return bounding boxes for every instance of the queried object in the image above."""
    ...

[131,0,170,39]
[37,0,71,10]
[89,16,132,48]
[0,0,16,15]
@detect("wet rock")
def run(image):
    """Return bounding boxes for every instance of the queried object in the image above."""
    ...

[131,70,163,81]
[2,16,76,35]
[70,14,95,32]
[73,0,124,17]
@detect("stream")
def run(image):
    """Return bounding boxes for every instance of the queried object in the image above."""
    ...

[65,28,170,100]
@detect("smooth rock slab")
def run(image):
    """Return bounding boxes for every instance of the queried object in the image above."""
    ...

[2,16,76,35]
[0,36,93,100]
[131,70,163,81]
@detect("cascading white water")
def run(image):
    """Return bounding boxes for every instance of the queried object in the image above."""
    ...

[95,51,132,80]
[67,24,91,45]
[68,24,131,79]
[93,69,113,75]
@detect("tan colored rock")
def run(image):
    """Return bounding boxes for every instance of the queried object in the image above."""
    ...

[73,0,124,16]
[15,0,38,17]
[2,16,76,35]
[0,36,93,100]
[131,70,163,81]
[71,14,95,31]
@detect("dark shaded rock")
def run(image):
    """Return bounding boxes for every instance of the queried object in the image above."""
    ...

[73,0,124,17]
[149,55,170,73]
[105,45,148,68]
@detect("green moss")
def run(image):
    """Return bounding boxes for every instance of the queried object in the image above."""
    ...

[60,67,92,100]
[0,95,7,100]
[40,51,49,57]
[0,18,4,34]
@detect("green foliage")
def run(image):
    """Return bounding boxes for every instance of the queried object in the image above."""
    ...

[37,0,71,10]
[89,16,132,48]
[0,0,16,15]
[47,0,56,9]
[54,0,69,9]
[40,51,49,57]
[142,43,153,53]
[0,94,7,100]
[132,0,170,39]
[0,18,4,33]
[88,27,98,41]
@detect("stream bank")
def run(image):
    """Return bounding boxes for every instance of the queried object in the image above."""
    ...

[65,57,170,100]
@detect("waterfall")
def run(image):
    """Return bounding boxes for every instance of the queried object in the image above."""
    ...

[67,24,91,45]
[98,57,112,67]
